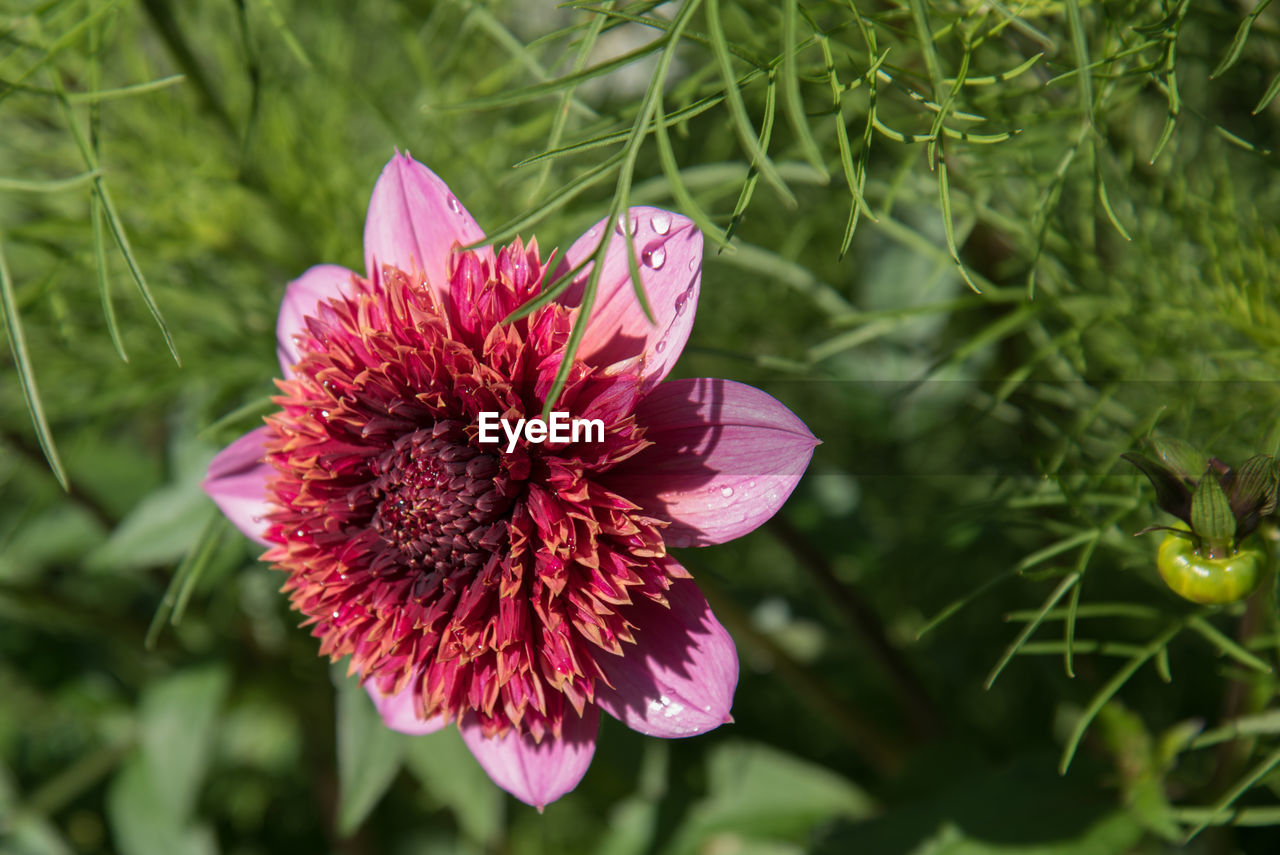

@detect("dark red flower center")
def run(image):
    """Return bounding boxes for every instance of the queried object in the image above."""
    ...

[369,422,514,570]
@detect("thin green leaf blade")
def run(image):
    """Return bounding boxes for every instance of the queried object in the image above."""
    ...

[1060,622,1184,774]
[706,0,794,207]
[1253,72,1280,114]
[1211,0,1274,79]
[780,0,826,175]
[0,236,68,489]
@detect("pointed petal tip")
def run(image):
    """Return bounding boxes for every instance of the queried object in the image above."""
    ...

[605,379,818,546]
[595,575,738,739]
[460,707,599,809]
[204,427,274,547]
[363,153,487,306]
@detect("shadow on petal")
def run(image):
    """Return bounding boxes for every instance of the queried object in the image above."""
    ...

[595,574,738,738]
[603,378,818,546]
[555,208,702,389]
[459,705,599,810]
[365,678,446,736]
[363,152,488,311]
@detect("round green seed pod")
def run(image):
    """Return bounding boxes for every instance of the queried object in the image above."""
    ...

[1156,531,1265,605]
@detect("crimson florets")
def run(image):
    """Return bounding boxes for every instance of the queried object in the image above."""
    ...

[262,242,684,741]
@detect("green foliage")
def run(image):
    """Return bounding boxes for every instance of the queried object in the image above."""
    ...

[334,670,406,836]
[665,741,875,854]
[404,723,505,848]
[107,667,228,855]
[817,754,1147,854]
[5,0,1280,852]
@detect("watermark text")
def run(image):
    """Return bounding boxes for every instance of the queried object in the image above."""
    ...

[477,411,605,453]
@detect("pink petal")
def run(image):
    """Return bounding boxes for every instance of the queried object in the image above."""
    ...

[459,706,599,810]
[276,264,356,378]
[557,208,700,389]
[603,378,818,546]
[202,427,273,546]
[363,152,487,308]
[365,680,446,736]
[595,574,738,738]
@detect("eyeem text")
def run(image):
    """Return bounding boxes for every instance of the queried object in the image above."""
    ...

[477,411,605,453]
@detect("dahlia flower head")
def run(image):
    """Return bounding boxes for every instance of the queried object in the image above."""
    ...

[204,153,817,809]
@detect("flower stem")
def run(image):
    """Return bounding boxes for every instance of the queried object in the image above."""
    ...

[767,515,943,740]
[696,571,906,777]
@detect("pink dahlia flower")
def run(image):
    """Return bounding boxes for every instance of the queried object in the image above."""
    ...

[203,153,817,809]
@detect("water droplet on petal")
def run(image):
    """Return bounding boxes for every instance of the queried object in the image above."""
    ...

[688,256,697,271]
[651,212,671,234]
[446,195,462,214]
[655,340,667,354]
[615,215,637,235]
[643,246,666,269]
[747,480,756,489]
[720,485,734,498]
[647,695,685,718]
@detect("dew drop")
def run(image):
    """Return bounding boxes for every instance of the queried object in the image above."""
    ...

[687,256,696,271]
[673,294,687,316]
[643,246,666,269]
[647,695,685,718]
[446,195,462,214]
[615,215,637,235]
[655,340,667,354]
[651,212,671,234]
[747,480,756,489]
[720,485,734,498]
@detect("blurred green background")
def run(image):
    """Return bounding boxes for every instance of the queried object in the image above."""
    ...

[4,1,1280,853]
